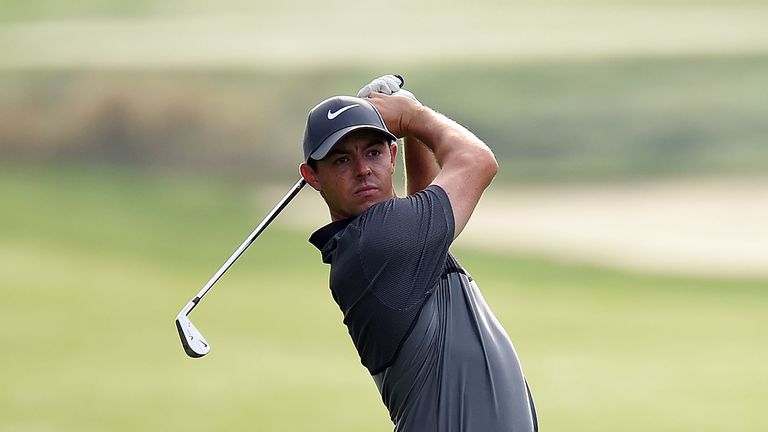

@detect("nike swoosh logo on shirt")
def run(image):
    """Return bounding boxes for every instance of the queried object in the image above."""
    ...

[327,104,359,120]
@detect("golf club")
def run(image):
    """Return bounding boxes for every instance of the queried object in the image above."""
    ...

[175,178,306,357]
[175,75,406,358]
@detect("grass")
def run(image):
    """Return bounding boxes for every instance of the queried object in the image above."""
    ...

[0,164,766,431]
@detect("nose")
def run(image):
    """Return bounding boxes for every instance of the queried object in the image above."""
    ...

[354,157,372,178]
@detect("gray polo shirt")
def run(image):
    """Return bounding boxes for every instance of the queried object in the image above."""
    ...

[310,185,537,432]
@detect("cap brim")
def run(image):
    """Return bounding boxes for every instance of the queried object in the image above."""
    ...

[309,125,397,161]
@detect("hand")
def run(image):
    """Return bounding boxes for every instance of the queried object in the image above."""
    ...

[357,74,402,97]
[357,74,421,105]
[365,92,424,138]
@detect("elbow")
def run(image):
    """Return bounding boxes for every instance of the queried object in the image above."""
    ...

[484,149,499,179]
[453,146,498,185]
[475,147,499,185]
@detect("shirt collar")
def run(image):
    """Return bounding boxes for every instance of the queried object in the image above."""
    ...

[308,217,354,251]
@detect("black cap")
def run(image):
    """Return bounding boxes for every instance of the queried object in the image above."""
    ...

[302,95,397,162]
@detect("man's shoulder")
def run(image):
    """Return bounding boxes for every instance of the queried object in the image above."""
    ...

[358,184,452,227]
[308,184,454,262]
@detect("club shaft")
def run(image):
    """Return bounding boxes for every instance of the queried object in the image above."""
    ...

[184,178,306,315]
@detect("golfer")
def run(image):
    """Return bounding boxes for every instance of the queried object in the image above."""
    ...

[300,75,537,432]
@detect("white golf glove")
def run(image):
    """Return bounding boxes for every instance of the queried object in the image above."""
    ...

[357,74,421,105]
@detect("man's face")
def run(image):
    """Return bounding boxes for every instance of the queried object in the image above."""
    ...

[301,129,398,221]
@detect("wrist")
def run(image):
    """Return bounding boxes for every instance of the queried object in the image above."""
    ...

[401,105,435,141]
[401,105,431,139]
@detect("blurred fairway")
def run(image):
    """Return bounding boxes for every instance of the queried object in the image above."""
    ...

[1,165,766,431]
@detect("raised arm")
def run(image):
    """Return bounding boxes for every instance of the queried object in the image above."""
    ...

[355,75,439,195]
[367,92,498,238]
[403,136,440,196]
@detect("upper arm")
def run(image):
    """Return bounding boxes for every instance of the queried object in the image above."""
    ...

[366,93,498,237]
[431,144,498,239]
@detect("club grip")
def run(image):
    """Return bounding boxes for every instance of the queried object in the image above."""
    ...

[393,74,405,88]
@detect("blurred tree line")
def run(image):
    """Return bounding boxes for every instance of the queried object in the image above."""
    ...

[2,57,767,183]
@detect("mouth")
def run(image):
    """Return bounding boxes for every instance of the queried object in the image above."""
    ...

[354,185,379,198]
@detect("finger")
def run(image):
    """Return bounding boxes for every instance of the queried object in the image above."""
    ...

[371,77,396,95]
[356,84,374,98]
[358,82,389,98]
[381,75,402,93]
[357,75,402,98]
[357,80,389,97]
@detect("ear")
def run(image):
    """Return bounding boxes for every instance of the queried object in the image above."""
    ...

[299,163,322,192]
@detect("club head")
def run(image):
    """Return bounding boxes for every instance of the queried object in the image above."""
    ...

[175,314,211,358]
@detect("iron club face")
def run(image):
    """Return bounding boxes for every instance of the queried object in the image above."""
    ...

[176,313,210,358]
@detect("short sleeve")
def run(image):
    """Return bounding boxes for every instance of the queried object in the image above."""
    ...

[356,184,455,310]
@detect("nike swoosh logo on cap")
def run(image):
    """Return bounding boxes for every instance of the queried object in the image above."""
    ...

[327,104,359,120]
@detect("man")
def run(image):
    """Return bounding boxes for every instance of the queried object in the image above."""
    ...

[300,75,537,432]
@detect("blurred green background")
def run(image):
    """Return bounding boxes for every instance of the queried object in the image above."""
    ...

[1,1,767,431]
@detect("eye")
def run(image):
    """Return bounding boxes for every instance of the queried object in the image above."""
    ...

[368,149,382,157]
[333,155,349,165]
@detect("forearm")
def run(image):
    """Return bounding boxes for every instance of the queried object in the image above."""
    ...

[405,106,497,176]
[403,136,440,195]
